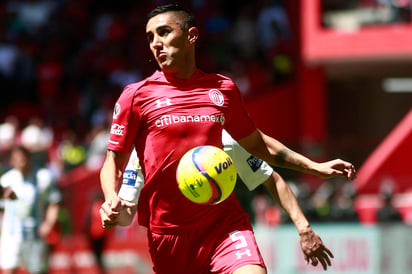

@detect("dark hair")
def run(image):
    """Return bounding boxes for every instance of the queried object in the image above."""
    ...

[147,4,196,30]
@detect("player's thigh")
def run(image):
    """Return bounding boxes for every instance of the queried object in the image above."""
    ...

[148,230,211,273]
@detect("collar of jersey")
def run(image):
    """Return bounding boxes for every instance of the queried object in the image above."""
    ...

[161,69,203,86]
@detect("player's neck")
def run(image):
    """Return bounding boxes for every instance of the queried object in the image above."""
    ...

[163,55,197,80]
[164,66,197,80]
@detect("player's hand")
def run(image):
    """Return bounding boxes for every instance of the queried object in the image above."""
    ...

[100,197,136,229]
[299,229,334,271]
[316,159,356,180]
[100,197,122,229]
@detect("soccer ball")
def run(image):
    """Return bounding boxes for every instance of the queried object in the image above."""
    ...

[176,145,237,205]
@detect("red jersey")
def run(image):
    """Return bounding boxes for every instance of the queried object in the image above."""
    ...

[108,69,256,233]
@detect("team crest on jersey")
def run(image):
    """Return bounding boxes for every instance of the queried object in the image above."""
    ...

[209,89,224,106]
[113,103,121,119]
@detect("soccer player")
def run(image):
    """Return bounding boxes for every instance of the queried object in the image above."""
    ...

[102,130,334,270]
[0,146,62,274]
[99,4,356,273]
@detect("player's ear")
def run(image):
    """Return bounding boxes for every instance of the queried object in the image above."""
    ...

[188,27,198,45]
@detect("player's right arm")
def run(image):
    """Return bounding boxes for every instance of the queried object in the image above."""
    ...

[100,83,143,228]
[100,150,129,201]
[100,150,136,228]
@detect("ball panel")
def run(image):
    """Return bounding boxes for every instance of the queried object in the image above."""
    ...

[176,151,212,204]
[191,146,222,203]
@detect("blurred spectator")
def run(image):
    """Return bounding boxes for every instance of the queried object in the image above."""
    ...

[0,145,62,274]
[202,5,233,71]
[256,0,292,52]
[376,179,403,223]
[0,115,19,153]
[327,181,359,222]
[35,52,65,115]
[20,117,54,170]
[230,4,258,60]
[312,181,359,222]
[256,0,294,83]
[311,182,335,222]
[84,193,109,274]
[0,40,19,80]
[20,117,53,153]
[58,129,87,172]
[253,189,274,225]
[6,0,57,35]
[85,124,110,170]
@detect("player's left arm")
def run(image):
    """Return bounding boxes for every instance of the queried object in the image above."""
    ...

[237,130,356,180]
[263,172,333,270]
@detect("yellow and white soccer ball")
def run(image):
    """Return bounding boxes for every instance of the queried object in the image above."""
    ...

[176,145,237,205]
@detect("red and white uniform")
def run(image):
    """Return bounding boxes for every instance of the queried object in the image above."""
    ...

[108,69,265,273]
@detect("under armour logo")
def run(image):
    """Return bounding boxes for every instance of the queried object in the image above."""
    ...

[156,98,172,108]
[236,249,251,259]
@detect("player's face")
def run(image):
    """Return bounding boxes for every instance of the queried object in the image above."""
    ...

[10,149,29,171]
[146,12,192,75]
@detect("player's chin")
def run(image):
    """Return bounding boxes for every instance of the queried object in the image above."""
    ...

[159,62,174,72]
[157,57,169,67]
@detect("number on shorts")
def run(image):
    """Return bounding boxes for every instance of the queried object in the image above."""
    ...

[230,231,247,249]
[230,230,251,259]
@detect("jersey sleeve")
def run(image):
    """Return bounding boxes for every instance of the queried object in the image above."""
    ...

[222,130,273,190]
[107,85,140,153]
